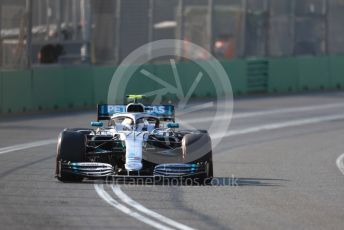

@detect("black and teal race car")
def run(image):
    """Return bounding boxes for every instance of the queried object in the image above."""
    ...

[55,95,213,184]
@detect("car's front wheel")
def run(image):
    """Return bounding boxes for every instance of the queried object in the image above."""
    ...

[56,131,85,182]
[182,133,213,185]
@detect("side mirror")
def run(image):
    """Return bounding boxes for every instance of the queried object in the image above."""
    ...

[91,121,103,127]
[167,123,179,129]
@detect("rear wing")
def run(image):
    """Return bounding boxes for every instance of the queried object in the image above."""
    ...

[97,105,126,121]
[97,104,175,121]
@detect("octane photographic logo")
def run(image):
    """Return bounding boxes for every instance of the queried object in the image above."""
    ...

[107,39,233,164]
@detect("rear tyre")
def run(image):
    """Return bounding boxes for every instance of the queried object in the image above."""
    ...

[56,131,85,182]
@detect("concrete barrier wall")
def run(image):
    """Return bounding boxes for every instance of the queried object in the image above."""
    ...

[93,66,116,104]
[268,58,299,93]
[0,70,2,113]
[221,59,247,95]
[298,56,330,91]
[1,69,32,113]
[32,67,94,111]
[0,56,343,115]
[268,56,344,93]
[328,56,344,89]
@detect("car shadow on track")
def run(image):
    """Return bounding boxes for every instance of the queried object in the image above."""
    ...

[211,177,288,187]
[78,177,288,187]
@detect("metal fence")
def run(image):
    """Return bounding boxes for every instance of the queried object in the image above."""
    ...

[1,0,344,68]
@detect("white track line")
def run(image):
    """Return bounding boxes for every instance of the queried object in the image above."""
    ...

[336,153,344,175]
[111,184,195,230]
[178,102,344,124]
[234,103,344,119]
[211,114,344,140]
[0,139,56,155]
[94,184,175,230]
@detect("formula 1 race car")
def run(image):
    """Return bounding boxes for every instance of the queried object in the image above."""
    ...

[55,95,213,184]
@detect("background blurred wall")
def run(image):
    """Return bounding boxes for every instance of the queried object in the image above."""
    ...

[1,0,344,68]
[0,0,344,115]
[1,55,344,114]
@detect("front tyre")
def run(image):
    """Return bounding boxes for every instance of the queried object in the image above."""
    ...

[202,152,213,185]
[56,131,85,182]
[182,133,213,185]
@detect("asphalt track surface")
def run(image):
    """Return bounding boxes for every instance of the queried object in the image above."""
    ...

[1,92,344,230]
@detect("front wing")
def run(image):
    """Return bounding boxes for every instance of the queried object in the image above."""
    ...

[60,162,207,180]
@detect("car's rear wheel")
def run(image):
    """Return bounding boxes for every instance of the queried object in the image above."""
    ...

[56,131,85,182]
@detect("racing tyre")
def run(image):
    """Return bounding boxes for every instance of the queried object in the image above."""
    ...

[203,152,213,185]
[182,133,213,185]
[56,131,85,182]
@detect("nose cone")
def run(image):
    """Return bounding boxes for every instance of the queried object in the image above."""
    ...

[124,133,144,171]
